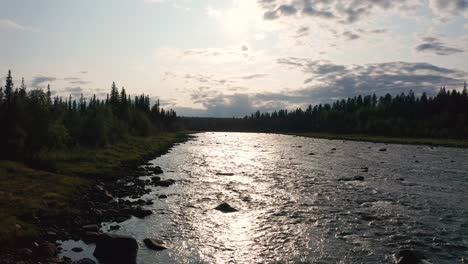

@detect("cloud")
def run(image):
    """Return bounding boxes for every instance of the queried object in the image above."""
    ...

[414,36,464,55]
[0,19,37,32]
[63,87,83,94]
[31,76,57,88]
[258,0,467,24]
[342,31,360,40]
[429,0,468,20]
[239,74,268,80]
[276,59,466,101]
[178,60,467,117]
[64,77,91,85]
[258,0,415,24]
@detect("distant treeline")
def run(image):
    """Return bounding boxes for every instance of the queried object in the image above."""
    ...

[0,70,177,159]
[182,85,468,139]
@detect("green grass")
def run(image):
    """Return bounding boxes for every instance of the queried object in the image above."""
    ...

[36,132,188,179]
[290,132,468,148]
[0,160,87,244]
[0,132,188,245]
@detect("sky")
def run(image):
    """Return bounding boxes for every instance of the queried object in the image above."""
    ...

[1,0,468,117]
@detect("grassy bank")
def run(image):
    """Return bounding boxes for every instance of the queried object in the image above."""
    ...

[0,132,188,244]
[290,132,468,148]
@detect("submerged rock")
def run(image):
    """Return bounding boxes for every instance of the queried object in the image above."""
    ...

[216,172,235,176]
[94,234,138,264]
[393,249,427,264]
[214,202,238,213]
[338,176,364,182]
[143,238,168,251]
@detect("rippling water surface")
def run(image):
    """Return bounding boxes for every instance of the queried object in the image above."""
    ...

[104,133,467,263]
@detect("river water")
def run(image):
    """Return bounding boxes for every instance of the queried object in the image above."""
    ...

[63,132,468,263]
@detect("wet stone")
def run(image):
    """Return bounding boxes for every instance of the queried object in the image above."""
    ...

[71,247,83,253]
[143,238,168,251]
[214,202,238,213]
[393,249,426,264]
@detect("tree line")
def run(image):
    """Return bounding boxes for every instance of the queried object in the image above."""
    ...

[0,70,177,160]
[182,84,468,139]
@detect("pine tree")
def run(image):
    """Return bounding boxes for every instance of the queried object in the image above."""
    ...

[4,70,14,106]
[47,84,52,105]
[19,77,27,97]
[463,81,467,97]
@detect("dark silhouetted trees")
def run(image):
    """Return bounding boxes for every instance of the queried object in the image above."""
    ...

[182,85,468,139]
[0,71,177,160]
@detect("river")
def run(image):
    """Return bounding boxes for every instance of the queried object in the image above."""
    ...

[61,132,468,263]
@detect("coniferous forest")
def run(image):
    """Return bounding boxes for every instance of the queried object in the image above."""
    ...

[1,69,467,163]
[182,84,468,139]
[0,70,177,160]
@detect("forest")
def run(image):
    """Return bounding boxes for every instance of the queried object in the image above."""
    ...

[1,70,467,162]
[182,84,468,139]
[0,70,177,160]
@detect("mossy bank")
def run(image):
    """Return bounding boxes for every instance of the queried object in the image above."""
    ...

[0,132,190,248]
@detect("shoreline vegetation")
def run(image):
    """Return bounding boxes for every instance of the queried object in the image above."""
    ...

[0,133,190,261]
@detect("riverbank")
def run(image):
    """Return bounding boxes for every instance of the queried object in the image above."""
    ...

[290,132,468,148]
[0,132,190,263]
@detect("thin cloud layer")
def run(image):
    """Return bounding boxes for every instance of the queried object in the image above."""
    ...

[415,36,465,55]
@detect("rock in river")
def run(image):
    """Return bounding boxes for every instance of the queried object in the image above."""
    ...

[36,242,57,258]
[72,258,96,264]
[130,207,153,218]
[153,179,176,187]
[214,202,238,213]
[94,234,138,264]
[393,249,427,264]
[143,238,168,251]
[153,166,164,175]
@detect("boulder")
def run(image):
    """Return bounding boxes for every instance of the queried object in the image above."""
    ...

[143,238,168,251]
[72,247,83,253]
[338,176,364,182]
[158,195,168,199]
[83,231,101,243]
[72,258,96,264]
[151,176,161,182]
[154,179,175,187]
[130,208,152,218]
[94,234,138,264]
[214,202,238,213]
[216,172,234,176]
[153,166,164,175]
[82,224,100,232]
[379,148,387,151]
[110,225,120,230]
[393,249,426,264]
[36,242,57,258]
[18,248,33,256]
[353,176,365,181]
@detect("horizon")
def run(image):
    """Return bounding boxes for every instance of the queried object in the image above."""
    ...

[2,0,468,117]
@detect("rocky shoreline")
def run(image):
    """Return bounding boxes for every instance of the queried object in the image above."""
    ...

[0,135,192,264]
